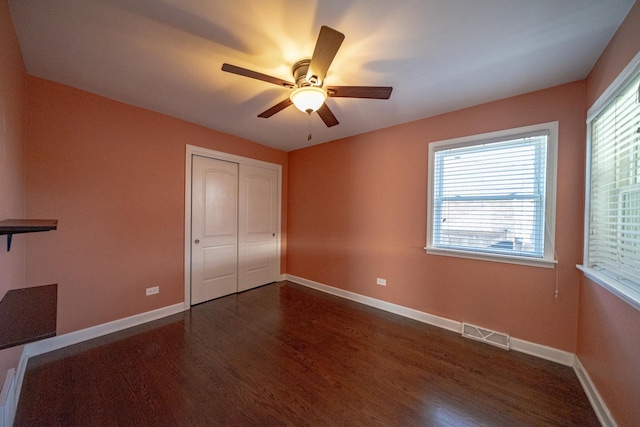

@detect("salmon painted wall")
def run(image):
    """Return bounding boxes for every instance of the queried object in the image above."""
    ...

[288,81,586,352]
[24,76,288,335]
[578,2,640,425]
[0,0,28,375]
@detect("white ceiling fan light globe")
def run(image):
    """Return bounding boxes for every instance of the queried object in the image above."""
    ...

[290,86,327,114]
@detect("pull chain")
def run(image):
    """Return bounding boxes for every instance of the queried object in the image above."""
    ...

[554,250,559,299]
[307,111,313,141]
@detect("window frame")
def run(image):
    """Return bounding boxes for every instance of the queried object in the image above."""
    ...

[426,122,559,268]
[578,51,640,311]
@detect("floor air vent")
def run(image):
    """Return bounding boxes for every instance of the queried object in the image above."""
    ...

[462,323,510,350]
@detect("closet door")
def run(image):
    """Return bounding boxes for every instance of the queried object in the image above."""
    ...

[191,156,238,304]
[238,164,278,292]
[191,155,279,304]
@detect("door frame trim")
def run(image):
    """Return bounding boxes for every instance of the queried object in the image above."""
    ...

[184,144,282,309]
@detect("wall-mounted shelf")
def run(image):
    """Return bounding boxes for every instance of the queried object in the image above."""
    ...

[0,219,58,251]
[0,284,57,350]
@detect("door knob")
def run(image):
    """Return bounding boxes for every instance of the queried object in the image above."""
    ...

[194,239,200,244]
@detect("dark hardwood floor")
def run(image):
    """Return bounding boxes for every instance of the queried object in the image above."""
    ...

[15,281,599,426]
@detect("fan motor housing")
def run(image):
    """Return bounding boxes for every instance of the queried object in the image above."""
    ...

[292,59,313,87]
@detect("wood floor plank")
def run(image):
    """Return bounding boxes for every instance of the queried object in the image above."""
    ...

[15,281,599,426]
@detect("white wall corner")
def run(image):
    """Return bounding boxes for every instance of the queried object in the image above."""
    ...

[573,357,617,427]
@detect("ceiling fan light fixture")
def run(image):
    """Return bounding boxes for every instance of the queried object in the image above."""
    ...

[289,86,327,114]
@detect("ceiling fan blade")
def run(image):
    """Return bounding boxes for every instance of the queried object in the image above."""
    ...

[316,103,339,127]
[326,86,393,99]
[306,26,345,86]
[258,98,293,118]
[222,63,295,89]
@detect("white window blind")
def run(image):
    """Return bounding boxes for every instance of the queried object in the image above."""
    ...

[432,134,548,258]
[587,71,640,288]
[427,122,558,267]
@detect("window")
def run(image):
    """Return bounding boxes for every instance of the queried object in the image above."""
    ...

[580,52,640,309]
[426,122,558,268]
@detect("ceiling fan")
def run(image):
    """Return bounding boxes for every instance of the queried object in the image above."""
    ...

[221,26,393,128]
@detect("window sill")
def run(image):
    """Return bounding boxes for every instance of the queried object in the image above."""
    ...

[426,247,556,269]
[576,265,640,312]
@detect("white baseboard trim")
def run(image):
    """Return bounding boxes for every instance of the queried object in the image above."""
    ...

[286,274,460,333]
[6,281,615,426]
[11,302,185,423]
[0,369,16,427]
[574,357,617,427]
[287,275,622,420]
[510,338,576,366]
[285,274,575,366]
[21,302,185,359]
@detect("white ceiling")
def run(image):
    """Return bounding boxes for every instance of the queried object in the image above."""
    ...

[9,0,636,152]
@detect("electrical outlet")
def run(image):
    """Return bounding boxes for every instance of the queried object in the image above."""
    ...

[146,286,159,296]
[376,278,386,286]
